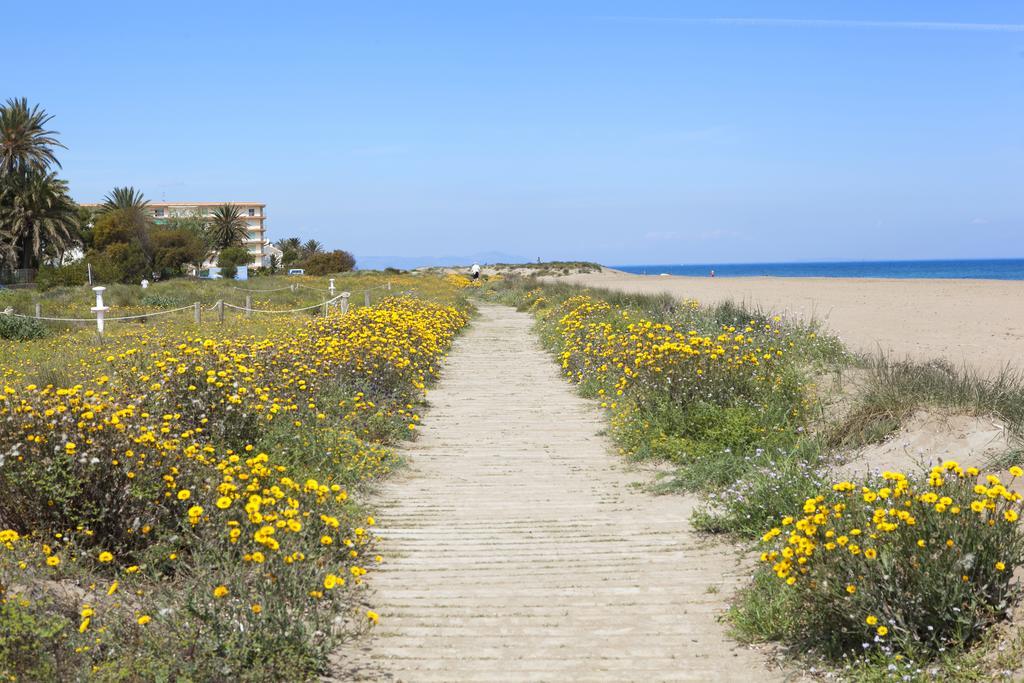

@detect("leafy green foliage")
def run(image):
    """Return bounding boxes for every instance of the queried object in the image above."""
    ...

[0,314,45,340]
[304,250,356,275]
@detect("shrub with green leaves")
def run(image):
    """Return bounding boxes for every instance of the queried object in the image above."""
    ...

[750,462,1024,659]
[0,314,45,340]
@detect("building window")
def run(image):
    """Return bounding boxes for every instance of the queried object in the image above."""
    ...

[154,208,165,218]
[248,208,256,216]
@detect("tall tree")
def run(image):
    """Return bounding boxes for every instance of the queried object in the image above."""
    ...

[0,171,79,268]
[100,186,154,266]
[302,239,324,256]
[100,186,150,215]
[207,204,249,250]
[0,98,65,176]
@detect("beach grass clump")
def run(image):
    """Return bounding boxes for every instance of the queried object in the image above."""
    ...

[0,289,469,680]
[831,356,1024,449]
[738,461,1024,666]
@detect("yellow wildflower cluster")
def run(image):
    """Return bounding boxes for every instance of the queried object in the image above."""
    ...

[445,273,481,288]
[0,295,468,675]
[759,461,1024,651]
[550,294,790,404]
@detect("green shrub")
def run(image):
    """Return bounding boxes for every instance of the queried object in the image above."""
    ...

[751,463,1024,660]
[0,599,68,681]
[0,314,46,340]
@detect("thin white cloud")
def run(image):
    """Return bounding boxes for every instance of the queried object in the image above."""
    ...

[971,217,990,225]
[601,16,1024,33]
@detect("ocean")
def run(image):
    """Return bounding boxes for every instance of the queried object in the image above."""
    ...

[613,259,1024,281]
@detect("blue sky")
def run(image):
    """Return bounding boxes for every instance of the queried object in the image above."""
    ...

[7,1,1024,266]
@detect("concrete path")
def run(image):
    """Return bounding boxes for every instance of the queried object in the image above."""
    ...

[332,304,781,682]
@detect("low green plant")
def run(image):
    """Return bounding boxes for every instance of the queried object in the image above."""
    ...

[0,314,45,340]
[751,463,1024,660]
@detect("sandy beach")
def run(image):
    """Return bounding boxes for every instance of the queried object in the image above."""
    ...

[557,270,1024,375]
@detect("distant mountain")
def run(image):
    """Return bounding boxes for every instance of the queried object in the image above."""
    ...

[357,251,531,271]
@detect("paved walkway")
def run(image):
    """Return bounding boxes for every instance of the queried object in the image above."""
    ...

[332,304,780,682]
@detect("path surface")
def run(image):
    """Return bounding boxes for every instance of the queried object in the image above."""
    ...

[332,304,780,682]
[558,269,1024,376]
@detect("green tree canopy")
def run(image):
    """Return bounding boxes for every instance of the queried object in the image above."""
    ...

[207,204,248,250]
[0,98,65,176]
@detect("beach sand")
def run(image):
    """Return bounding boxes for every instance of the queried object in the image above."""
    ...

[556,269,1024,375]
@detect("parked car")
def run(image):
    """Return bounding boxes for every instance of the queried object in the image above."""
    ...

[287,269,305,276]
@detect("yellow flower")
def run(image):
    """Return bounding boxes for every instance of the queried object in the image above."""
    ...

[98,551,113,563]
[864,548,877,560]
[995,561,1006,572]
[46,555,60,567]
[216,496,232,509]
[845,584,856,594]
[367,610,380,624]
[1005,510,1019,523]
[866,615,878,625]
[876,626,888,636]
[137,615,151,625]
[1010,466,1023,478]
[177,489,191,501]
[213,585,229,598]
[320,535,333,546]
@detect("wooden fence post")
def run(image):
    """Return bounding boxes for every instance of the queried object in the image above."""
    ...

[217,300,225,324]
[340,292,350,315]
[194,302,201,324]
[364,291,370,307]
[35,303,41,318]
[245,295,252,317]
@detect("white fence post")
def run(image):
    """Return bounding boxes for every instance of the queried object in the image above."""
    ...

[364,291,370,307]
[329,278,336,297]
[340,292,350,315]
[245,295,252,317]
[194,302,201,324]
[35,303,41,318]
[387,280,391,291]
[91,286,109,336]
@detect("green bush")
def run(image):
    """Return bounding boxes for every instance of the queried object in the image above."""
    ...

[304,250,356,276]
[0,314,46,340]
[749,464,1024,660]
[0,599,68,681]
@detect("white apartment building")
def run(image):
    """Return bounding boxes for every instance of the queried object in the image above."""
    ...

[152,202,269,267]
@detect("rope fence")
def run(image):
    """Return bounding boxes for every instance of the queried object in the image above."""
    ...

[2,282,406,338]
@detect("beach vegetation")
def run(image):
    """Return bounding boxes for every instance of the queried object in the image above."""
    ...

[0,274,470,680]
[486,276,1024,677]
[830,356,1024,454]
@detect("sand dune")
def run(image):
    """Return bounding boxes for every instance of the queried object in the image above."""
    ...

[557,270,1024,375]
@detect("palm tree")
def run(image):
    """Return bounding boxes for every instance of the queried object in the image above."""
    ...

[0,171,80,268]
[0,98,65,176]
[276,236,301,252]
[207,204,249,250]
[101,186,150,214]
[99,186,155,265]
[302,239,324,256]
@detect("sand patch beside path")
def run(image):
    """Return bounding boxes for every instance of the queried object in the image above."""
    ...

[557,270,1024,376]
